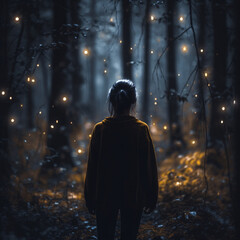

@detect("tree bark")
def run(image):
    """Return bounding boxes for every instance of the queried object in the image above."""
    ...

[25,1,34,129]
[121,0,132,80]
[209,0,227,145]
[232,0,240,235]
[166,0,184,151]
[88,0,97,119]
[0,0,9,143]
[192,0,206,138]
[45,0,73,168]
[142,0,151,124]
[70,0,83,125]
[0,0,12,190]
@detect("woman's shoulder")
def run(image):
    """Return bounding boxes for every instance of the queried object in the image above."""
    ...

[93,121,103,131]
[97,116,149,129]
[134,118,149,128]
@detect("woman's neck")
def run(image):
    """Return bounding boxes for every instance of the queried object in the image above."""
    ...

[113,111,130,118]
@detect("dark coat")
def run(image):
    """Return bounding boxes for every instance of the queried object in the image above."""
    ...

[84,115,158,210]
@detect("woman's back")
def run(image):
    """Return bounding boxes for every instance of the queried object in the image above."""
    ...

[85,115,158,210]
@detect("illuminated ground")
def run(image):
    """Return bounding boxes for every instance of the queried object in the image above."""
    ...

[1,151,236,240]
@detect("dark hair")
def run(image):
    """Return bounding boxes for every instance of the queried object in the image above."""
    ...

[108,79,137,116]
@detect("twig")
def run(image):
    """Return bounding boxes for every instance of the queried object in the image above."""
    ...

[186,66,199,96]
[180,64,198,96]
[152,26,192,97]
[188,0,209,202]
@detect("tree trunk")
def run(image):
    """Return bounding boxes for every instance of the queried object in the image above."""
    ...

[25,2,34,129]
[141,0,151,124]
[45,0,73,168]
[0,0,12,190]
[232,0,240,234]
[0,0,9,144]
[166,0,184,151]
[88,0,97,119]
[192,0,206,138]
[70,0,83,125]
[209,0,227,145]
[121,0,132,80]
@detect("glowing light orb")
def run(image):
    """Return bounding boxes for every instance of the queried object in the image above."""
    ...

[31,78,35,83]
[10,118,15,123]
[192,140,196,145]
[119,40,122,44]
[150,50,154,54]
[220,120,224,124]
[179,16,184,22]
[175,182,181,186]
[194,94,198,98]
[15,16,20,22]
[9,96,12,100]
[104,69,107,74]
[150,15,155,21]
[221,106,225,111]
[78,149,82,154]
[182,45,188,52]
[62,96,67,102]
[154,102,157,105]
[1,91,6,96]
[200,49,204,53]
[163,125,168,130]
[37,64,40,67]
[204,72,208,77]
[50,125,54,129]
[83,49,89,55]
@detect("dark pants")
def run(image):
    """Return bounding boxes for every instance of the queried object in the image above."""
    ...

[96,206,143,240]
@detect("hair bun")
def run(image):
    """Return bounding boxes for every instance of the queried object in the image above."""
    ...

[117,89,128,100]
[108,79,137,116]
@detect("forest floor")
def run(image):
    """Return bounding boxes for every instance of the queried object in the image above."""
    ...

[0,150,237,240]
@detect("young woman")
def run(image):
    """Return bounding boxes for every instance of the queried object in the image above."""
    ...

[84,80,158,240]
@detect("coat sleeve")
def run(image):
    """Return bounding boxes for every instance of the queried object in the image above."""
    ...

[84,124,100,210]
[141,125,158,209]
